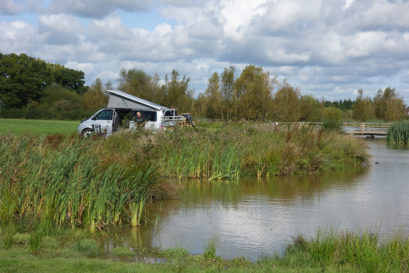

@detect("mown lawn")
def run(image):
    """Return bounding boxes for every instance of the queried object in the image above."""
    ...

[0,118,78,135]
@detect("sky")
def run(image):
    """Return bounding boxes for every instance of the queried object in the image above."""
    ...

[1,0,409,103]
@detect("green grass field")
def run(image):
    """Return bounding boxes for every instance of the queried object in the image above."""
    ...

[0,118,78,135]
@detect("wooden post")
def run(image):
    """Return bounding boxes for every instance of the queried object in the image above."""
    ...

[361,123,365,135]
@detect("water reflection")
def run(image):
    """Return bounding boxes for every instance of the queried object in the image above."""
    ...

[108,140,409,260]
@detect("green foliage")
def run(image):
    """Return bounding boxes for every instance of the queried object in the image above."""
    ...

[203,239,218,260]
[272,85,301,122]
[119,69,193,113]
[353,88,406,122]
[24,84,87,120]
[374,87,406,121]
[322,107,342,131]
[324,99,354,110]
[234,65,273,120]
[0,53,51,107]
[81,78,108,112]
[0,53,87,109]
[353,89,375,121]
[299,95,323,122]
[387,120,409,147]
[130,199,145,227]
[47,63,87,94]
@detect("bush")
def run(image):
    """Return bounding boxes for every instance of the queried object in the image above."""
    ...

[322,107,342,131]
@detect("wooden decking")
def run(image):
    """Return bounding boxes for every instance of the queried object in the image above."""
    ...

[343,123,390,137]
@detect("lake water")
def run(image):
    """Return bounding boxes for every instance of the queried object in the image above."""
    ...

[109,140,409,260]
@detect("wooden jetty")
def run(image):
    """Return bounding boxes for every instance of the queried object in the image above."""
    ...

[343,122,390,137]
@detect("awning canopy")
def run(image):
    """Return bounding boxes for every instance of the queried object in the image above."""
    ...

[106,89,169,111]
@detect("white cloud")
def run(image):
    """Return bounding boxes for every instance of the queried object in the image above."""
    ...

[38,14,83,45]
[2,0,409,103]
[0,21,38,54]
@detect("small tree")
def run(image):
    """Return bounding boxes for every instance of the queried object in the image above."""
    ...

[353,89,375,121]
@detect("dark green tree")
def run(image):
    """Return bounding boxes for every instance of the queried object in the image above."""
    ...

[0,53,87,108]
[0,53,51,107]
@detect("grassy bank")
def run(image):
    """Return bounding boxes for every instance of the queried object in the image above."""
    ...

[0,118,78,135]
[0,125,367,231]
[0,229,408,273]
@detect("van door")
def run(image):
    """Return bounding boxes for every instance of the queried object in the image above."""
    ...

[91,109,113,135]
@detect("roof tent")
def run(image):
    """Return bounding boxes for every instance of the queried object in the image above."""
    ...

[106,89,169,111]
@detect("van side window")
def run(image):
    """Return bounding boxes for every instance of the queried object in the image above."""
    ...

[94,110,113,120]
[130,111,157,121]
[144,111,157,121]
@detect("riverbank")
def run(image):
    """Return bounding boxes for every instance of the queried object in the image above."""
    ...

[0,124,368,232]
[0,229,408,273]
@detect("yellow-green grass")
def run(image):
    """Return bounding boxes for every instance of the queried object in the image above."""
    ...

[0,118,78,135]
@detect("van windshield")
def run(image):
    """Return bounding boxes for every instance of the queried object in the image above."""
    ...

[94,110,113,120]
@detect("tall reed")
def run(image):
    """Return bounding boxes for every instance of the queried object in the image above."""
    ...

[387,120,409,147]
[0,125,367,230]
[0,134,162,232]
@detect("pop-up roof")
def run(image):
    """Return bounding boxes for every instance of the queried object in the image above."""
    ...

[106,89,169,111]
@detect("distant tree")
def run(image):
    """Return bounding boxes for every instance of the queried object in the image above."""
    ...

[25,84,83,119]
[119,69,155,101]
[234,65,273,120]
[0,53,87,108]
[272,85,301,122]
[220,66,235,120]
[374,87,405,121]
[162,70,193,113]
[322,106,343,130]
[203,72,222,119]
[81,78,108,112]
[353,89,375,121]
[299,95,323,121]
[48,63,87,94]
[0,53,51,107]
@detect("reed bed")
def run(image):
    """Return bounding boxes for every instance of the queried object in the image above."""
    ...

[0,124,367,231]
[387,120,409,147]
[0,134,162,232]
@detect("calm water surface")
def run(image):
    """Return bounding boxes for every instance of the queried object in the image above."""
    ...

[111,140,409,260]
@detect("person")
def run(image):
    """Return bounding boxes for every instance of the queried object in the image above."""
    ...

[135,111,146,129]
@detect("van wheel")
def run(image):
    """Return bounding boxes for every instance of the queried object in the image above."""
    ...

[81,128,92,137]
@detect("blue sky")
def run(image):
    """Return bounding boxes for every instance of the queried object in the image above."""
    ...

[1,0,409,103]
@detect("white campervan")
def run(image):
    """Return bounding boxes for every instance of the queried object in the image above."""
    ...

[77,90,183,136]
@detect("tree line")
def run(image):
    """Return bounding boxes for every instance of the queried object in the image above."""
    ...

[0,53,407,121]
[195,65,407,122]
